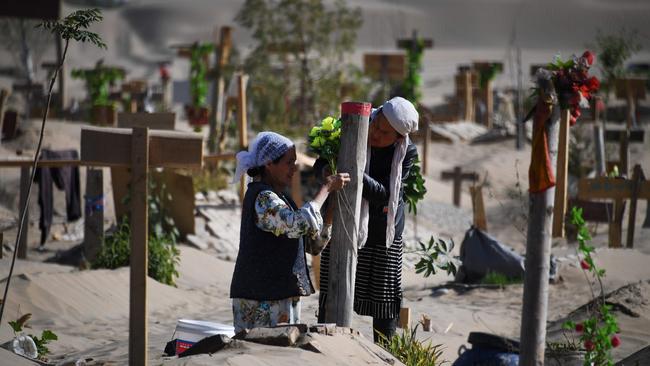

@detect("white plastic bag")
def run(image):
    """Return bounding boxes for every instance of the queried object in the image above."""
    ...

[11,335,38,359]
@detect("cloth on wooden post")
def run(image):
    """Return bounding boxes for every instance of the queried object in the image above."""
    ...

[232,131,294,183]
[528,99,556,193]
[360,96,419,248]
[35,149,82,245]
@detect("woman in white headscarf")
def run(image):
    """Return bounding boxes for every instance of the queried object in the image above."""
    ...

[318,97,419,342]
[230,131,349,333]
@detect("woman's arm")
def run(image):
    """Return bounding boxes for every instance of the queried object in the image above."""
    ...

[254,190,323,239]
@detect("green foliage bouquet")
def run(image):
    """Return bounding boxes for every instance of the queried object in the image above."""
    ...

[308,116,342,173]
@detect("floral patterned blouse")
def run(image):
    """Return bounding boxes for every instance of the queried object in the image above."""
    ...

[232,190,331,332]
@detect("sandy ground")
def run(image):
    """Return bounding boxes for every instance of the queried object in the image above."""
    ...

[1,114,649,365]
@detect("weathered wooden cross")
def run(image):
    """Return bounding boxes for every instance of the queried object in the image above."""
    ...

[80,126,203,366]
[615,78,646,129]
[604,128,644,178]
[472,61,503,129]
[577,164,650,248]
[441,166,478,207]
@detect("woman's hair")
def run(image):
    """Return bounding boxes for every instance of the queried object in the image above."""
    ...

[246,153,285,177]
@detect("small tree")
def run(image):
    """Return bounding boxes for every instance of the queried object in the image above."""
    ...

[589,28,642,120]
[71,60,124,107]
[236,0,362,131]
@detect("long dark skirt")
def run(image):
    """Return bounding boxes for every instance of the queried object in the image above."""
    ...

[318,237,403,320]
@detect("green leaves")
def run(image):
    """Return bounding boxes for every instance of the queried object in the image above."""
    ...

[38,8,106,49]
[378,324,446,366]
[8,313,31,334]
[413,236,458,278]
[71,65,124,107]
[404,158,426,215]
[30,329,58,357]
[189,43,213,108]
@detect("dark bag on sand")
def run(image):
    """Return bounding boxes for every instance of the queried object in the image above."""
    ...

[455,226,525,283]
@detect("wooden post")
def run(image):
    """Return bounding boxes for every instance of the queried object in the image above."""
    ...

[0,89,8,146]
[325,102,370,327]
[208,26,232,154]
[626,165,644,248]
[398,307,411,329]
[441,167,478,207]
[609,199,624,248]
[593,124,606,176]
[422,120,430,175]
[0,232,3,259]
[483,78,493,128]
[519,102,560,366]
[237,74,248,202]
[552,109,571,238]
[463,71,473,121]
[470,184,487,232]
[83,168,104,262]
[18,167,30,259]
[619,131,629,177]
[129,127,149,366]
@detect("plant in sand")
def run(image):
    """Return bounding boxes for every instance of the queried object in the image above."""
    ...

[562,207,620,366]
[378,323,447,366]
[8,313,58,360]
[413,235,458,278]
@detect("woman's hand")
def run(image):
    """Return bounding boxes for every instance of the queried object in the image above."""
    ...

[324,172,350,192]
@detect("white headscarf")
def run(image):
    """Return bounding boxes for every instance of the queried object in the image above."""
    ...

[359,97,419,248]
[232,131,294,183]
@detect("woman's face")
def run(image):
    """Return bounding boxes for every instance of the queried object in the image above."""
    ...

[264,147,298,189]
[369,113,401,147]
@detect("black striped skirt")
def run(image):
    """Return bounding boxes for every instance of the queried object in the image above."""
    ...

[319,237,403,319]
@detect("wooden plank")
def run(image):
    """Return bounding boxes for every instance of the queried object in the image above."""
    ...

[83,168,104,262]
[0,158,82,168]
[609,199,624,248]
[552,109,571,238]
[363,53,406,81]
[614,78,646,100]
[399,307,411,329]
[578,177,650,200]
[470,185,488,231]
[203,152,237,164]
[129,127,149,366]
[18,167,29,259]
[81,127,203,168]
[325,102,370,327]
[154,170,195,238]
[604,129,644,143]
[627,165,644,248]
[440,171,479,181]
[117,112,176,130]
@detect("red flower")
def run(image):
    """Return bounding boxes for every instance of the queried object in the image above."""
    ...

[586,76,600,92]
[584,340,595,351]
[580,259,590,270]
[575,323,584,332]
[611,335,621,348]
[582,51,595,66]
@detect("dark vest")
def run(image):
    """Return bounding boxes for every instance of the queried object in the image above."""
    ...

[230,181,314,300]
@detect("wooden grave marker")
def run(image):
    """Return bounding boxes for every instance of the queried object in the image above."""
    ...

[441,166,478,207]
[604,128,644,177]
[615,78,646,129]
[83,168,104,262]
[81,126,203,366]
[577,166,650,248]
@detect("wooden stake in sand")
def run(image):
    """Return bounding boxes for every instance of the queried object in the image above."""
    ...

[325,102,369,327]
[81,126,202,366]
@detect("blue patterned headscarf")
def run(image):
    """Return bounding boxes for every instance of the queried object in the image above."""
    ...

[233,131,294,183]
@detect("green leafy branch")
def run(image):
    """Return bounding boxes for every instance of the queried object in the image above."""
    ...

[404,157,426,215]
[413,235,458,278]
[562,207,620,366]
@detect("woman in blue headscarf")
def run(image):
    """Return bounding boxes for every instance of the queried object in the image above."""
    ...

[230,131,349,333]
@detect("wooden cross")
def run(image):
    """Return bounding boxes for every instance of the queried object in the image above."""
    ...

[604,128,644,177]
[363,53,406,100]
[577,165,650,248]
[396,30,434,52]
[80,126,203,366]
[441,166,478,207]
[615,78,646,129]
[472,61,503,128]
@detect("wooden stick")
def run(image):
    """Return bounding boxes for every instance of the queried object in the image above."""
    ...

[626,165,644,248]
[552,109,571,238]
[237,74,248,202]
[18,167,29,259]
[620,130,629,177]
[129,127,149,366]
[609,199,624,248]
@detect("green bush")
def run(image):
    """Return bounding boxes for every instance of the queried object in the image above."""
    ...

[92,180,180,286]
[378,325,446,366]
